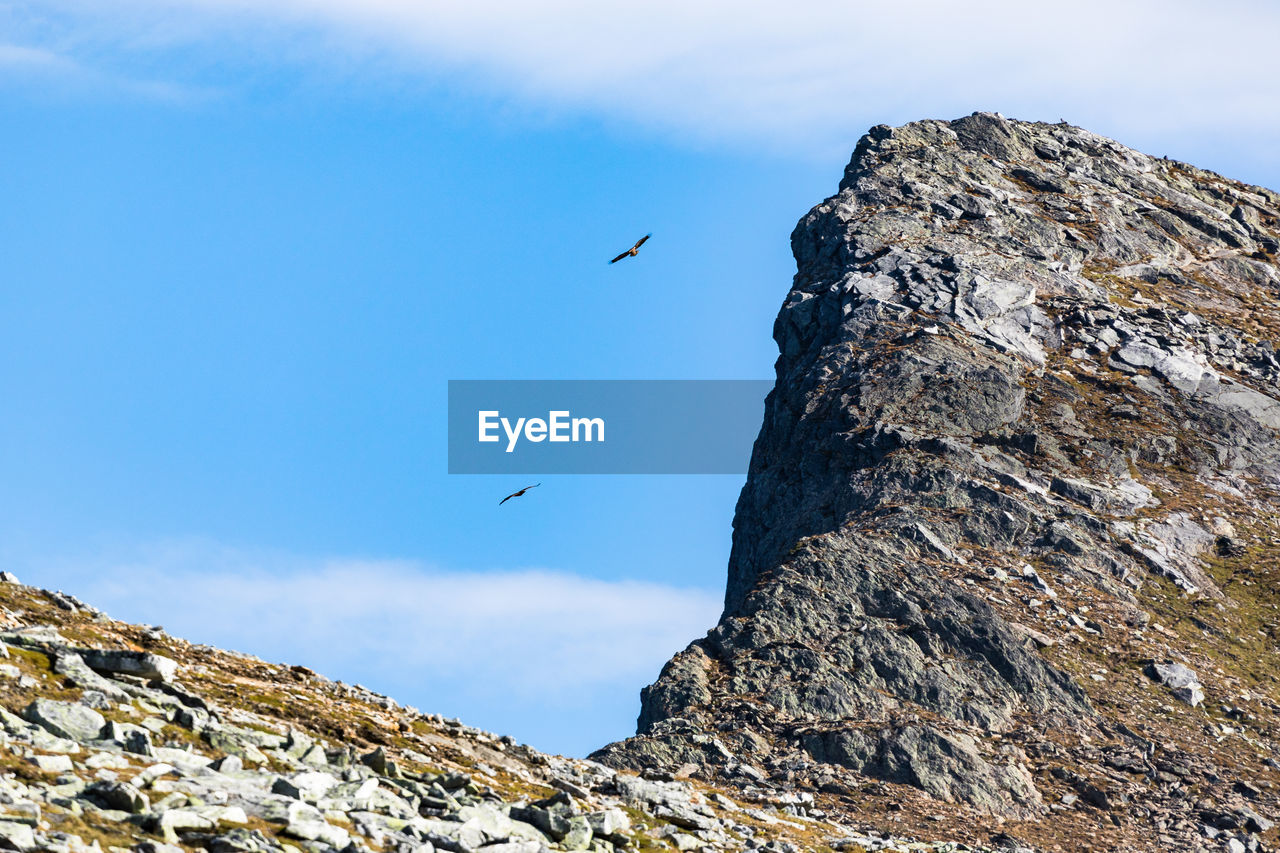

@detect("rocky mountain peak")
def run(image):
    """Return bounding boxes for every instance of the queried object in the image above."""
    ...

[594,113,1280,851]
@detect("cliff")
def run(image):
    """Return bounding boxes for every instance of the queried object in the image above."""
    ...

[594,113,1280,853]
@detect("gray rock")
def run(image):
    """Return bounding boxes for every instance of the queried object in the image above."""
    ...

[0,821,35,851]
[205,829,285,852]
[24,698,105,742]
[0,803,39,826]
[205,730,270,765]
[155,808,215,842]
[360,745,392,774]
[271,771,338,802]
[0,626,67,648]
[77,648,178,682]
[30,754,74,773]
[1146,661,1206,707]
[1239,805,1274,833]
[420,817,485,852]
[586,808,631,837]
[84,780,150,813]
[52,650,131,701]
[174,706,212,732]
[510,804,572,841]
[211,754,244,773]
[560,815,592,850]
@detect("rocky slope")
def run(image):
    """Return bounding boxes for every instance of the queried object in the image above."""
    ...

[594,114,1280,852]
[0,573,1005,853]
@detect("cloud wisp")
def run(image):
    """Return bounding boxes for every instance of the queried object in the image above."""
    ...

[8,0,1280,154]
[0,37,215,103]
[64,541,721,709]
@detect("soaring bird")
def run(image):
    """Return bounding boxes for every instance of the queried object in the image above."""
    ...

[610,234,651,264]
[499,483,540,505]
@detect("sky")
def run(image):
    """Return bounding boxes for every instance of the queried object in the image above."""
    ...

[2,1,1279,758]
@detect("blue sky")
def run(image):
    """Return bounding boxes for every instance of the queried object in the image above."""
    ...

[2,0,1279,758]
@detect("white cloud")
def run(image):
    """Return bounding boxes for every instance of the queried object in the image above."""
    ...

[0,43,75,69]
[8,0,1280,154]
[0,36,215,102]
[36,540,721,754]
[63,540,720,706]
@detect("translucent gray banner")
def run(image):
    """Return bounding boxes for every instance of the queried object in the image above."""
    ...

[448,380,772,474]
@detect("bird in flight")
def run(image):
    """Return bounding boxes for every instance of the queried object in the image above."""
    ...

[610,234,651,264]
[499,483,541,505]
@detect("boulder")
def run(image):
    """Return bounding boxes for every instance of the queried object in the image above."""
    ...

[76,648,178,682]
[23,699,105,743]
[1145,661,1206,707]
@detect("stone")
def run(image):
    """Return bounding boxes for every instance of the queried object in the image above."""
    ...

[271,771,338,802]
[85,780,150,813]
[205,730,269,764]
[174,707,211,732]
[30,753,74,773]
[155,808,215,843]
[211,754,243,774]
[1146,661,1206,707]
[23,699,105,742]
[76,648,178,682]
[1239,806,1274,833]
[420,817,485,851]
[52,651,131,701]
[511,803,572,840]
[561,815,593,850]
[360,745,394,776]
[132,763,176,788]
[205,829,281,852]
[586,808,631,837]
[0,821,35,851]
[0,803,40,826]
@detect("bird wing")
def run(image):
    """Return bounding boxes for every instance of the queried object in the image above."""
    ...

[633,234,651,250]
[499,484,539,505]
[609,250,631,264]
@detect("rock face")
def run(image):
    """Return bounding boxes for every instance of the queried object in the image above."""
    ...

[595,114,1280,849]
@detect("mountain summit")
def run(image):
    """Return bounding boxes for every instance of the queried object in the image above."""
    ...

[595,113,1280,851]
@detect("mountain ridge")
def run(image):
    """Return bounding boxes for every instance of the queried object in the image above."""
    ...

[0,573,1004,853]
